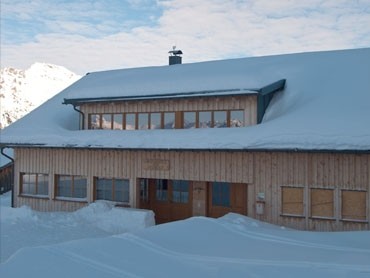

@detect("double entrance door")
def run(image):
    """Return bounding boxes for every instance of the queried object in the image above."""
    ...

[139,178,193,224]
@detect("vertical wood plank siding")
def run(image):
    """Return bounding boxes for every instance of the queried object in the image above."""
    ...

[13,148,370,231]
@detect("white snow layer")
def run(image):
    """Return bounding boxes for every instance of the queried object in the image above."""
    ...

[0,192,370,277]
[1,48,370,151]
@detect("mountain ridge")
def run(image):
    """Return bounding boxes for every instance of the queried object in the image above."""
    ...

[0,63,81,128]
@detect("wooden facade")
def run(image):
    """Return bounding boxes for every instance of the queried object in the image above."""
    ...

[80,95,258,129]
[13,147,370,231]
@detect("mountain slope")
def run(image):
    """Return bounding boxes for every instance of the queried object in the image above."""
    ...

[0,63,81,128]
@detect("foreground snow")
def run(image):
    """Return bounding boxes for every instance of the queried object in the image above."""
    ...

[1,193,370,277]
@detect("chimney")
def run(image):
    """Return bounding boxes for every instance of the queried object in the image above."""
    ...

[168,46,183,65]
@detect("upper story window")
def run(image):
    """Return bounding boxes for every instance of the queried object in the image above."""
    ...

[87,110,244,130]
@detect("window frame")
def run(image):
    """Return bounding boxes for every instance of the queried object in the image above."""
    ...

[310,188,335,220]
[341,189,368,222]
[281,186,305,217]
[55,175,88,201]
[95,177,130,204]
[20,173,49,198]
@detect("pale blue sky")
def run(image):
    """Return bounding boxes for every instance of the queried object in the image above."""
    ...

[1,0,370,74]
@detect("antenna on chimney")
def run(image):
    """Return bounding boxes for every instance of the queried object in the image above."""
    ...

[168,46,182,65]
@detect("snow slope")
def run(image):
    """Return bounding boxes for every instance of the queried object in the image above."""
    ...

[0,63,80,128]
[1,48,370,151]
[0,191,369,277]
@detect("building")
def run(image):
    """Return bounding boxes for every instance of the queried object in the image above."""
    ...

[1,48,369,231]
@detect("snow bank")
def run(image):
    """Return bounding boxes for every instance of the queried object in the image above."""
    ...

[0,193,154,263]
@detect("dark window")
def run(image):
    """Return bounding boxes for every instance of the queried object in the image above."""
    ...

[184,112,196,129]
[172,180,189,203]
[199,111,212,128]
[138,113,149,130]
[96,177,129,203]
[56,175,87,199]
[140,179,149,202]
[164,112,175,129]
[212,182,230,207]
[155,179,168,201]
[214,111,227,128]
[150,113,161,129]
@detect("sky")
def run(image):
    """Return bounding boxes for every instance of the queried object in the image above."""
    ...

[1,0,370,75]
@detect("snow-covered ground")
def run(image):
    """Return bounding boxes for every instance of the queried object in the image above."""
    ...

[1,192,370,277]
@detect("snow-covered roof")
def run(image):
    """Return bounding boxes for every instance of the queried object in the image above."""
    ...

[1,48,370,152]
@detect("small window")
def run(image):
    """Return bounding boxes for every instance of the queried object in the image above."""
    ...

[212,182,230,207]
[113,114,123,130]
[281,187,304,216]
[56,175,87,200]
[155,179,168,201]
[184,112,196,129]
[20,173,49,196]
[310,188,334,218]
[89,114,101,129]
[342,190,367,221]
[101,114,112,129]
[125,113,136,130]
[214,111,227,128]
[230,110,244,127]
[164,112,175,129]
[150,113,161,129]
[199,111,212,128]
[172,180,189,203]
[138,113,149,130]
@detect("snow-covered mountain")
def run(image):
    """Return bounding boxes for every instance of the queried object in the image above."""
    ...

[0,63,81,128]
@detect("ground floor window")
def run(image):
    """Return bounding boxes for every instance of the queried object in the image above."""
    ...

[310,188,334,218]
[56,175,87,199]
[212,182,230,207]
[20,173,48,196]
[341,190,367,221]
[281,187,304,216]
[172,180,190,203]
[95,177,130,203]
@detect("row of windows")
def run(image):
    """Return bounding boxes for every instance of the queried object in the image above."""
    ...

[282,187,367,221]
[88,110,244,130]
[20,173,130,203]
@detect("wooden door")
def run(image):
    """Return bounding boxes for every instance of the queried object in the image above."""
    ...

[208,182,247,218]
[139,179,193,224]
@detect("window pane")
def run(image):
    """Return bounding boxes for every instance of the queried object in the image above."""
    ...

[115,179,130,203]
[172,180,189,203]
[311,189,334,218]
[138,113,149,130]
[113,114,123,130]
[164,113,175,129]
[90,114,100,129]
[230,110,244,127]
[101,114,112,129]
[125,114,136,130]
[282,187,304,215]
[22,174,36,195]
[156,179,168,201]
[73,176,87,198]
[184,112,196,129]
[342,190,366,221]
[140,179,149,201]
[199,111,212,128]
[57,176,72,197]
[150,113,161,130]
[214,111,227,128]
[212,182,230,207]
[96,178,113,201]
[37,174,49,196]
